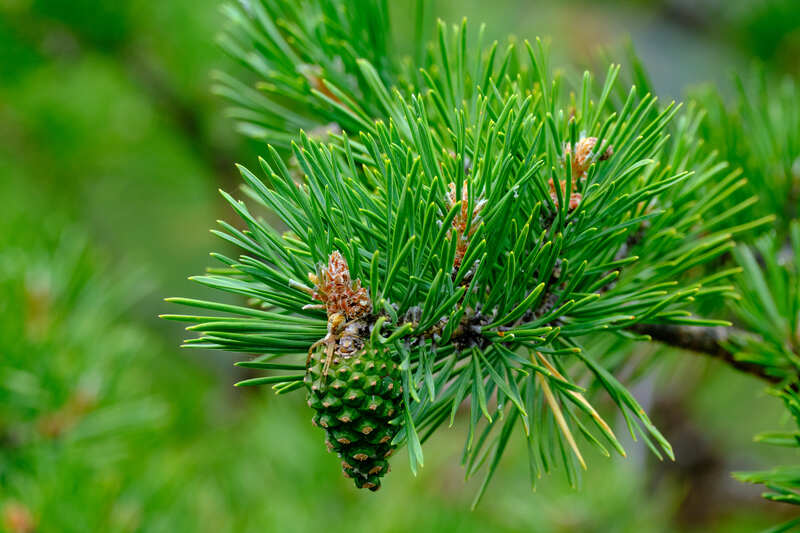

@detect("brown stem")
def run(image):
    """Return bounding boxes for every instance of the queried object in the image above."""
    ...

[629,323,785,386]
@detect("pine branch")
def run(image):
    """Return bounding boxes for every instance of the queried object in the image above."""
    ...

[630,220,800,391]
[629,322,786,385]
[169,0,794,501]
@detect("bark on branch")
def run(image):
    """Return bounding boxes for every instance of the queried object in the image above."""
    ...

[629,323,785,386]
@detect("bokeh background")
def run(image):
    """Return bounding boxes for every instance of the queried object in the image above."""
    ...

[2,0,800,531]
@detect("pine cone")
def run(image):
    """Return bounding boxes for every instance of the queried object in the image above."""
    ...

[305,345,402,491]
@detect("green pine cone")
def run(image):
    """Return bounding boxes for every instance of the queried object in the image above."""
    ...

[305,345,403,491]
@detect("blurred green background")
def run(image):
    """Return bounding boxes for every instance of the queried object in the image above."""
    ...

[2,0,800,531]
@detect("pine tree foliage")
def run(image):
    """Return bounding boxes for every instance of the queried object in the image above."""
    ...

[729,224,800,532]
[0,222,172,531]
[215,0,397,146]
[0,228,169,467]
[727,225,800,381]
[166,0,800,513]
[693,73,800,527]
[697,70,799,229]
[732,223,800,501]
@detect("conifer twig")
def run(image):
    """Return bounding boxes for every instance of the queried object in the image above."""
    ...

[629,323,785,385]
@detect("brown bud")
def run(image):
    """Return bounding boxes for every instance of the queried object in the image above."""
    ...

[565,137,613,180]
[309,251,372,320]
[446,182,487,269]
